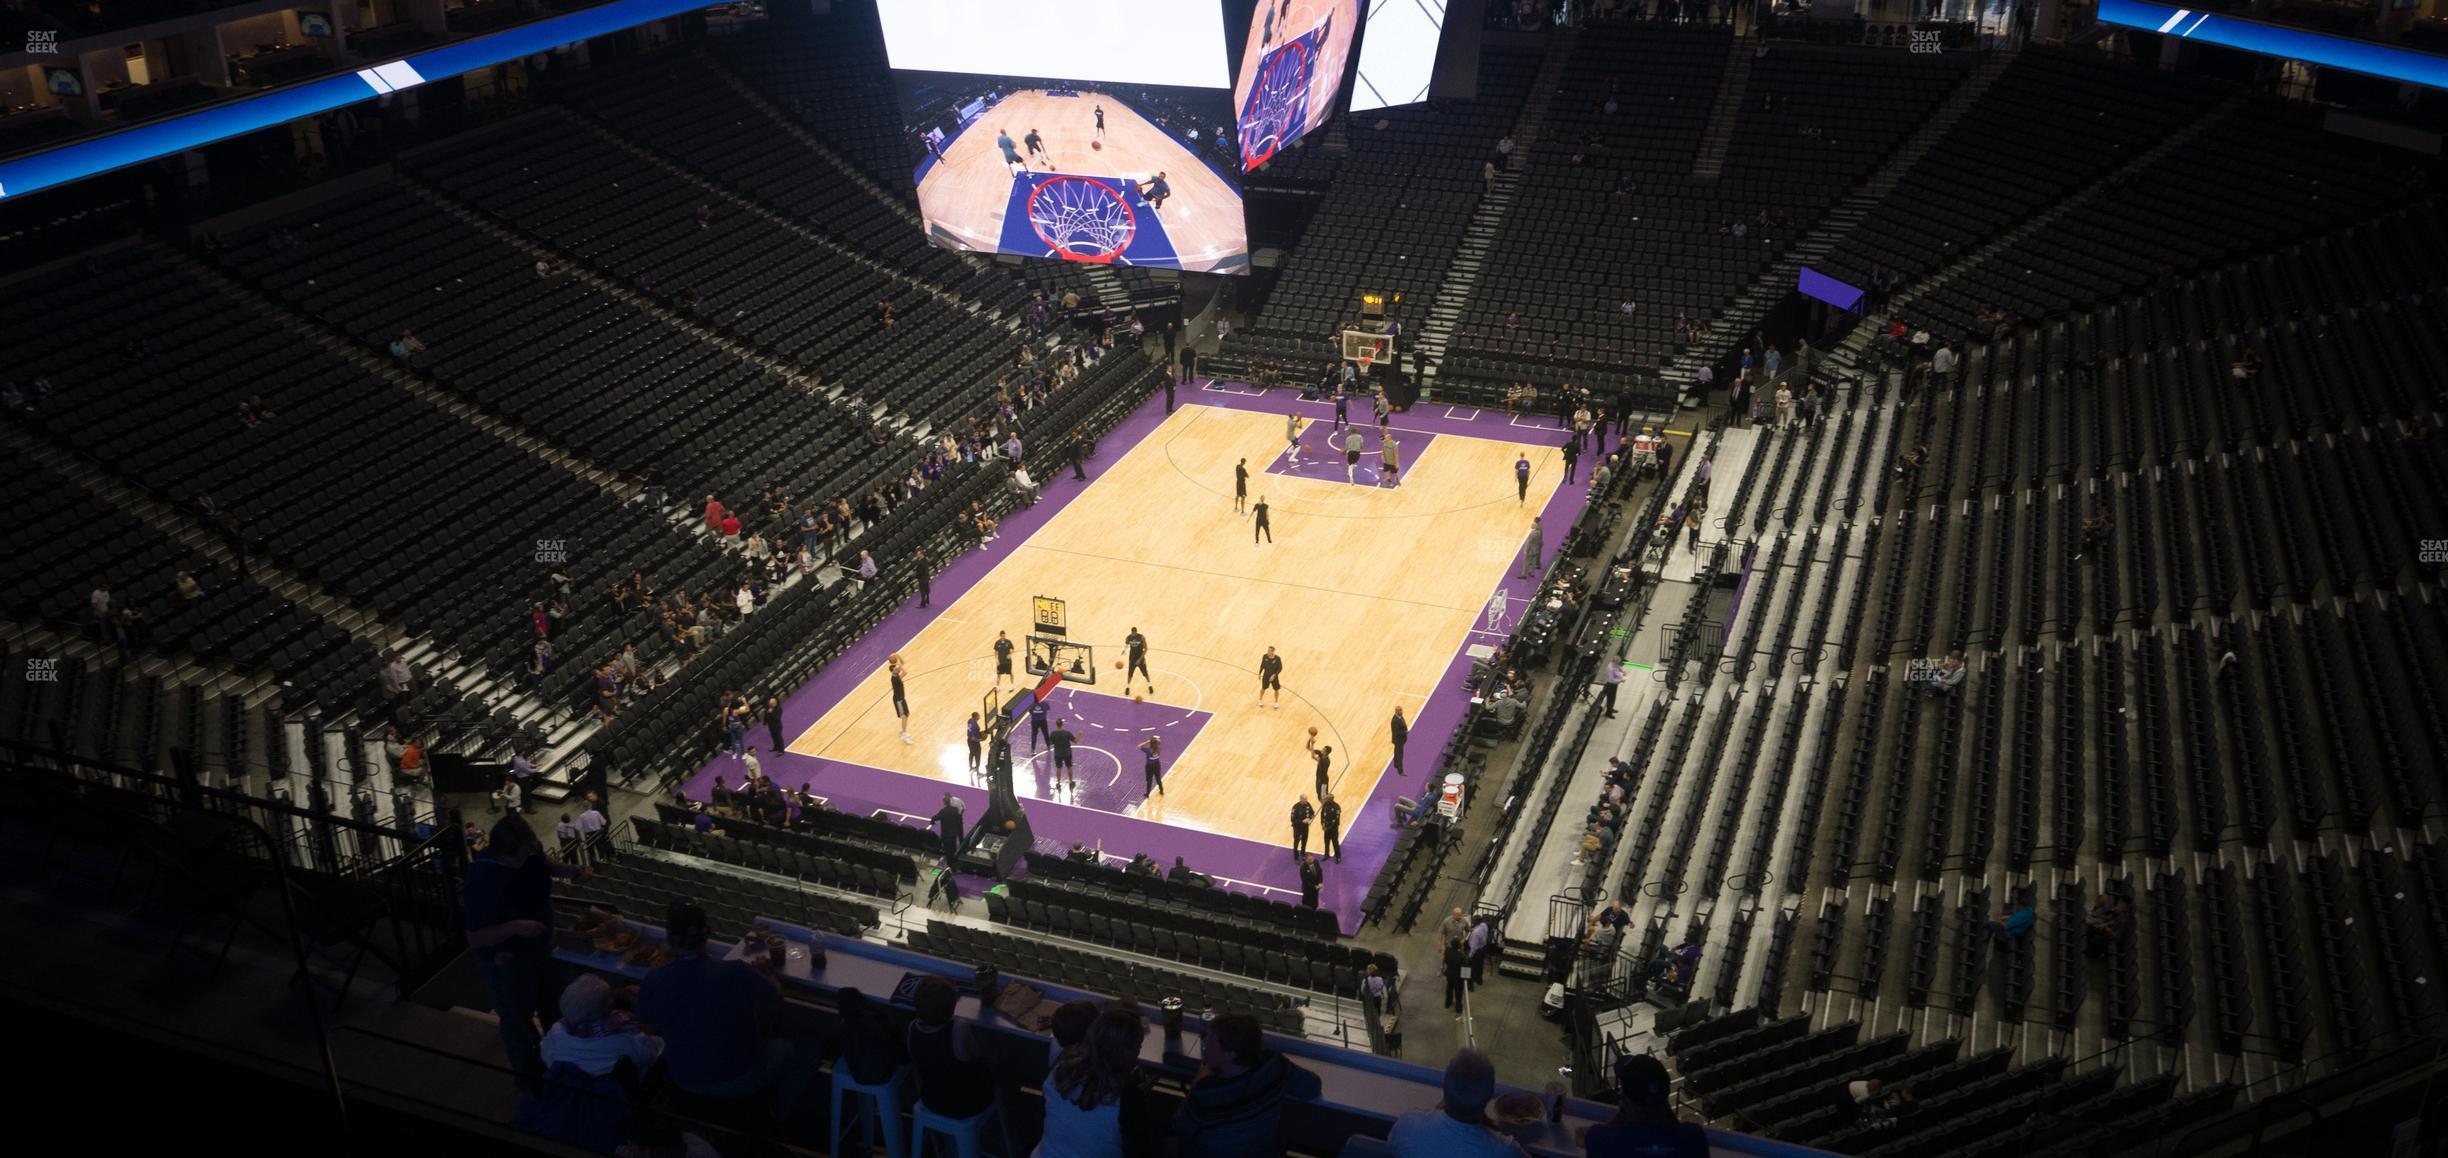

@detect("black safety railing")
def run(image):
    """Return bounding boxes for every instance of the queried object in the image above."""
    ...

[2,737,471,995]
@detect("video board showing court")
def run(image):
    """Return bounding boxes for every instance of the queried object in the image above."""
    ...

[898,70,1249,273]
[1231,0,1361,169]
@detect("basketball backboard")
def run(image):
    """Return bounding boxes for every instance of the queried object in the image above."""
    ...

[1340,327,1393,367]
[1026,634,1096,684]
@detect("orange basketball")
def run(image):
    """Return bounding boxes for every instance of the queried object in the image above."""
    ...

[1133,695,1144,704]
[1003,819,1017,831]
[1091,141,1103,151]
[1307,726,1319,738]
[1114,660,1123,669]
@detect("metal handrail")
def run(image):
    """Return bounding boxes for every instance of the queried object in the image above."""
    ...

[6,743,351,1123]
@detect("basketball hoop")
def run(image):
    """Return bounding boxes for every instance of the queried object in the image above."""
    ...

[1027,175,1138,264]
[1357,347,1376,376]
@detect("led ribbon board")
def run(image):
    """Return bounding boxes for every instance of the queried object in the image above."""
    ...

[0,0,718,200]
[2096,0,2448,90]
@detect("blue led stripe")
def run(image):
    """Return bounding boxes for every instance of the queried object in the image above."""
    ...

[2097,0,2448,90]
[0,0,713,200]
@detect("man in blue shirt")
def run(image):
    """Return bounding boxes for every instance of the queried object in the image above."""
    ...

[1990,903,2037,945]
[636,901,825,1121]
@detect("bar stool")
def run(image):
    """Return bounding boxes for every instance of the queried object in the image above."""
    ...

[830,1066,910,1158]
[911,1099,1013,1158]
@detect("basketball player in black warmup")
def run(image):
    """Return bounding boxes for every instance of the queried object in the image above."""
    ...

[1123,627,1153,694]
[993,631,1015,688]
[1305,736,1333,800]
[888,653,913,745]
[1093,104,1106,137]
[1139,735,1164,797]
[1253,496,1272,543]
[1234,458,1249,514]
[1258,646,1284,709]
[1050,718,1078,790]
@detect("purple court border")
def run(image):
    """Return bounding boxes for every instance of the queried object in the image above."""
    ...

[683,381,1605,933]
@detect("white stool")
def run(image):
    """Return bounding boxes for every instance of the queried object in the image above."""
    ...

[911,1100,1012,1158]
[830,1067,909,1158]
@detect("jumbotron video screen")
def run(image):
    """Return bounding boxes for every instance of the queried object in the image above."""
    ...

[1232,0,1360,169]
[880,0,1250,273]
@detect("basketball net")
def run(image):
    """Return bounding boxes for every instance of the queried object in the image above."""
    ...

[1356,349,1375,376]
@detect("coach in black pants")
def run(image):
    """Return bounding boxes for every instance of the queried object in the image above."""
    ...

[1290,796,1313,854]
[1390,707,1408,776]
[1320,794,1343,861]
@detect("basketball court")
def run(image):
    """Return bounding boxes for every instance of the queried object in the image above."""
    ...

[1234,0,1359,168]
[913,89,1247,271]
[678,371,1608,925]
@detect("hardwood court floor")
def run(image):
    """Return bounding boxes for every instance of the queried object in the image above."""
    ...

[916,89,1246,271]
[787,403,1564,847]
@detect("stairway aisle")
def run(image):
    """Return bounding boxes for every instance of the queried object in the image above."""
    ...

[1689,37,1756,180]
[1413,31,1577,382]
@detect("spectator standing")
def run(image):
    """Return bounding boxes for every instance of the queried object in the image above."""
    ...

[463,814,590,1085]
[1438,907,1469,946]
[1388,1049,1525,1156]
[1596,658,1625,718]
[575,797,609,861]
[1466,913,1494,989]
[381,648,414,699]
